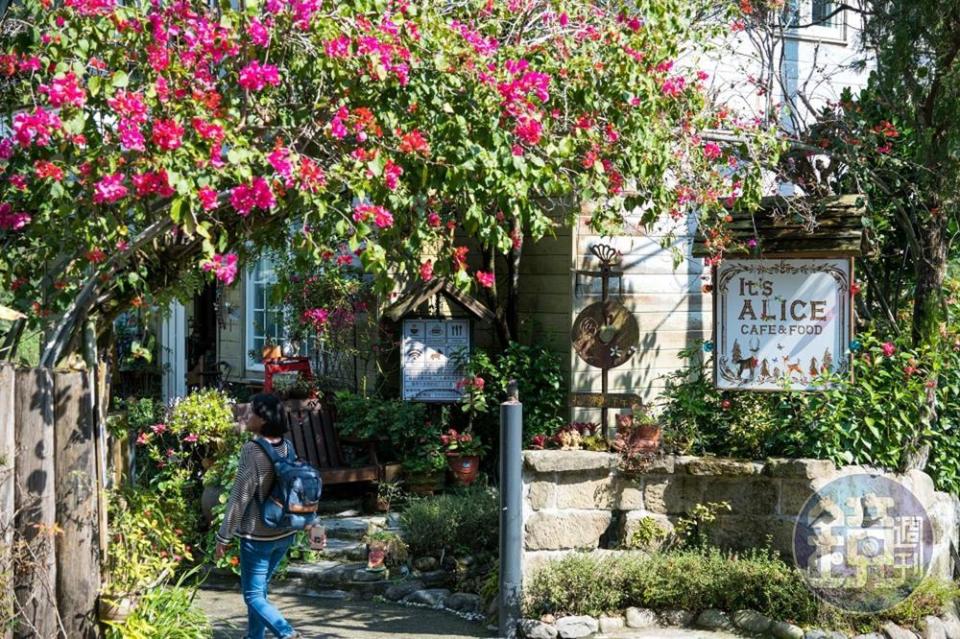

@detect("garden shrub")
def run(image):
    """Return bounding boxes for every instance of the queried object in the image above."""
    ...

[525,548,954,631]
[103,576,210,639]
[399,485,499,558]
[660,331,960,494]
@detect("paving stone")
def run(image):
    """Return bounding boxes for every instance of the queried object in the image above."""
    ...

[851,634,885,639]
[805,630,845,639]
[383,580,423,602]
[418,569,450,586]
[625,607,657,628]
[941,612,960,639]
[554,615,599,639]
[695,609,734,631]
[521,618,559,639]
[445,592,482,614]
[733,609,772,634]
[350,568,388,582]
[414,556,439,571]
[401,588,451,608]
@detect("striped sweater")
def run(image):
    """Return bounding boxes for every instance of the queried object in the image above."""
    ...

[216,438,297,544]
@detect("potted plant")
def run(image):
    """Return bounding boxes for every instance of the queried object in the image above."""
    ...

[272,372,318,400]
[363,530,409,573]
[403,440,447,496]
[615,406,661,452]
[440,429,486,486]
[367,480,404,513]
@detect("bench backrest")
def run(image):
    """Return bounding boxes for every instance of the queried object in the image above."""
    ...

[281,399,345,470]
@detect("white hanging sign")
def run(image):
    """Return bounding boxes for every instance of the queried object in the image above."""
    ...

[715,258,853,391]
[401,319,470,401]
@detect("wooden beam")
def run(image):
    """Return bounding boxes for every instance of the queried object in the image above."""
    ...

[568,392,644,409]
[0,365,14,639]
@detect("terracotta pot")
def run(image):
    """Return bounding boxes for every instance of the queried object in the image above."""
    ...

[405,471,444,496]
[99,595,138,623]
[632,424,661,452]
[447,454,481,486]
[366,541,387,572]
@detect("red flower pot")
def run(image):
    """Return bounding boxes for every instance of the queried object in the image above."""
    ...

[633,425,661,452]
[447,454,480,486]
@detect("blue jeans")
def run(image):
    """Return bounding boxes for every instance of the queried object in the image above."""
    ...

[239,536,296,639]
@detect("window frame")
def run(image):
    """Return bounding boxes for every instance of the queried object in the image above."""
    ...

[244,256,285,372]
[785,0,847,44]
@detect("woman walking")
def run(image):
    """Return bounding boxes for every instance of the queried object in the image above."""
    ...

[215,393,324,639]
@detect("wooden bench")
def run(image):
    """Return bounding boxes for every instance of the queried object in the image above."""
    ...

[281,398,381,485]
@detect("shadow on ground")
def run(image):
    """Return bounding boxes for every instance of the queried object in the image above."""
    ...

[197,588,495,639]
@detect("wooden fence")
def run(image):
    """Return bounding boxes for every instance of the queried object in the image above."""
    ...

[0,363,106,639]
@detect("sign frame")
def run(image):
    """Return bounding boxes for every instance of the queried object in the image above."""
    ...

[712,255,855,392]
[401,317,471,402]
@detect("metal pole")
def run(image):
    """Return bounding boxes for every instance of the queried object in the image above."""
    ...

[499,380,523,639]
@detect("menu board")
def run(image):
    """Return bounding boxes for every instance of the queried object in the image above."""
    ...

[401,319,470,401]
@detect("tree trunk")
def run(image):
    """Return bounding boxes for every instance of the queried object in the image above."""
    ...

[904,210,948,471]
[504,241,522,343]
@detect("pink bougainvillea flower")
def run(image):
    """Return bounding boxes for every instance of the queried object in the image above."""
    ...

[514,114,543,145]
[881,342,896,357]
[150,422,167,434]
[201,252,239,285]
[383,158,402,191]
[92,173,128,204]
[475,271,495,288]
[353,203,394,229]
[398,129,429,155]
[183,433,199,444]
[86,248,107,264]
[13,108,62,147]
[238,61,280,91]
[38,72,86,108]
[198,186,218,210]
[420,259,433,282]
[64,0,116,16]
[452,245,469,271]
[450,20,499,56]
[426,211,441,227]
[9,175,27,190]
[136,431,150,445]
[117,119,146,151]
[268,146,294,182]
[151,118,184,151]
[131,170,175,198]
[0,203,31,231]
[247,17,271,46]
[34,160,63,181]
[230,177,275,216]
[702,141,722,160]
[108,91,148,122]
[298,157,326,192]
[0,138,13,160]
[323,34,351,58]
[661,76,686,98]
[192,118,225,143]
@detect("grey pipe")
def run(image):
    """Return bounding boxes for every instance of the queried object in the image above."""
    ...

[499,380,523,639]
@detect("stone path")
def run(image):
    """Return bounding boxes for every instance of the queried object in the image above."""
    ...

[195,588,750,639]
[196,588,493,638]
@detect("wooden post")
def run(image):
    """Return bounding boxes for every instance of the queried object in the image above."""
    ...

[94,365,109,577]
[14,367,58,639]
[0,365,16,639]
[54,371,100,638]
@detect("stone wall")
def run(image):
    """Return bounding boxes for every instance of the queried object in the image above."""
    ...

[522,451,959,581]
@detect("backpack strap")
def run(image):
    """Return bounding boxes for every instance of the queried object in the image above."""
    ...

[253,437,284,464]
[283,438,296,461]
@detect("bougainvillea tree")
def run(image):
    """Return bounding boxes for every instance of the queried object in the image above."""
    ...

[0,0,776,364]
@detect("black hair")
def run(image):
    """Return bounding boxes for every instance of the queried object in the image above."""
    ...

[251,393,287,437]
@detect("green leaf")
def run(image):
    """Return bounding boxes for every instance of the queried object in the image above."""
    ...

[87,75,101,97]
[111,70,129,88]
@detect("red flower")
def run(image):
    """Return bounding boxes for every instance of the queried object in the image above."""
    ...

[881,342,896,357]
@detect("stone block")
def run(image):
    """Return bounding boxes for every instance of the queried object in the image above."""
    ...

[625,607,657,628]
[941,611,960,639]
[772,621,805,639]
[555,471,615,510]
[702,478,777,515]
[764,458,836,479]
[598,616,624,634]
[528,480,556,510]
[446,592,482,614]
[695,609,734,631]
[901,469,936,509]
[643,477,703,515]
[707,515,774,551]
[521,619,558,639]
[767,516,800,557]
[780,480,818,516]
[620,513,673,550]
[923,616,947,639]
[555,615,599,638]
[733,609,772,634]
[658,610,694,627]
[681,457,760,476]
[524,451,616,473]
[612,477,644,510]
[882,622,919,639]
[383,580,423,601]
[402,588,450,608]
[525,512,612,551]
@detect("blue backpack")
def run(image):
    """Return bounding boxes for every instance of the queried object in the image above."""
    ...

[254,438,322,530]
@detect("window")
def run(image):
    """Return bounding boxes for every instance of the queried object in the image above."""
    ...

[786,0,845,41]
[245,257,285,371]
